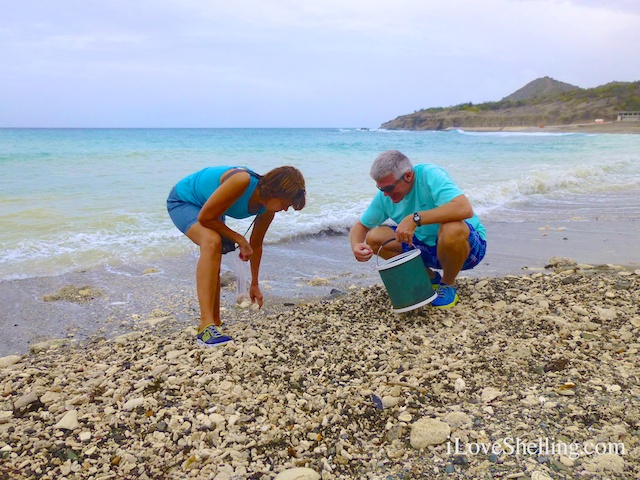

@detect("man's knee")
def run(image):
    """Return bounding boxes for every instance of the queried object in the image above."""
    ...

[438,221,470,249]
[366,226,394,250]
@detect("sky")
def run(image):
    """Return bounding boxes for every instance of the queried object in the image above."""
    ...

[1,0,639,128]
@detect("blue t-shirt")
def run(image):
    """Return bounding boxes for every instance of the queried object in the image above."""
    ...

[360,164,486,246]
[175,166,266,219]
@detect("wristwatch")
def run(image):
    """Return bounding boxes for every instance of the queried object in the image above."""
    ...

[413,212,422,226]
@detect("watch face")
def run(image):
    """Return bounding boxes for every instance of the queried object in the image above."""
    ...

[413,213,421,225]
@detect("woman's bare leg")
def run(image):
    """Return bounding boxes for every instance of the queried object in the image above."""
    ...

[186,223,223,330]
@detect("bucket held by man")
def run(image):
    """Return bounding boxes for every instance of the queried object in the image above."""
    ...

[376,249,437,313]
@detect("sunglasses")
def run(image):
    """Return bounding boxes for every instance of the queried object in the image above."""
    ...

[377,175,405,193]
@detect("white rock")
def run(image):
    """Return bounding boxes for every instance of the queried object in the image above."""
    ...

[166,349,188,360]
[0,411,13,424]
[14,390,39,409]
[481,387,503,403]
[79,431,92,442]
[29,339,68,353]
[54,410,79,430]
[531,472,553,480]
[39,391,59,404]
[0,355,22,368]
[454,378,466,392]
[274,467,321,480]
[398,412,412,422]
[559,455,575,467]
[595,307,616,321]
[443,412,472,429]
[410,418,451,449]
[381,396,399,408]
[122,397,145,411]
[570,305,589,316]
[493,300,507,310]
[248,345,264,357]
[114,332,142,344]
[209,413,226,429]
[583,453,624,474]
[140,315,172,327]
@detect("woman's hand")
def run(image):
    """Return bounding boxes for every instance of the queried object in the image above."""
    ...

[238,241,253,261]
[249,284,263,308]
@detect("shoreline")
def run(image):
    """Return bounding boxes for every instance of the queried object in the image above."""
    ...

[448,121,640,135]
[1,218,639,357]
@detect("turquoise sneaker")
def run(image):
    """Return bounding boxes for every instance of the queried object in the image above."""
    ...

[432,284,459,309]
[196,324,233,347]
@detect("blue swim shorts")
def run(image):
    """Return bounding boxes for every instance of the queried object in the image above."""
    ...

[167,185,202,234]
[391,221,486,270]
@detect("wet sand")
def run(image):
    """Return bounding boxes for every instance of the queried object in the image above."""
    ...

[0,219,638,357]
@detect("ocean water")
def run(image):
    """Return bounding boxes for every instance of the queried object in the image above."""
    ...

[1,127,640,281]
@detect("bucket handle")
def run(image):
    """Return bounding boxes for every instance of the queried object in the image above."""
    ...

[376,237,416,267]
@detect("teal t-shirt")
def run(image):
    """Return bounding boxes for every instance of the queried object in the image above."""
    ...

[175,166,266,219]
[360,164,486,246]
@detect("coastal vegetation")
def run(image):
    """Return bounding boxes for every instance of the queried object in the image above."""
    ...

[380,77,640,130]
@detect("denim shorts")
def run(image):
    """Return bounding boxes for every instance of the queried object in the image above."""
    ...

[392,221,486,270]
[167,186,202,234]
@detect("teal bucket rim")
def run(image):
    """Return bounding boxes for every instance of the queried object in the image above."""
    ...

[376,248,422,272]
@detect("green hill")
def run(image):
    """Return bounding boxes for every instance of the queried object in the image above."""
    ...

[380,77,640,130]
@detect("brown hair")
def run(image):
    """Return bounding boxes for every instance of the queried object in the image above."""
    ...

[258,166,306,210]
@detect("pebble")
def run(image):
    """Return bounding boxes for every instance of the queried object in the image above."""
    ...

[274,467,321,480]
[531,472,553,480]
[13,390,39,409]
[481,387,503,403]
[54,410,79,430]
[0,355,22,368]
[410,418,451,448]
[398,412,412,422]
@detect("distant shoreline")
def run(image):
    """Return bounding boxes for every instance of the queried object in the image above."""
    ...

[447,121,640,135]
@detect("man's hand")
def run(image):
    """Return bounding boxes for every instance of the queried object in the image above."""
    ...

[352,242,374,262]
[395,215,417,245]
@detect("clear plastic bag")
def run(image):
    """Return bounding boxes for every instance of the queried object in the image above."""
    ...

[233,253,250,305]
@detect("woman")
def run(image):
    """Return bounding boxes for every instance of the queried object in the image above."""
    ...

[167,165,306,347]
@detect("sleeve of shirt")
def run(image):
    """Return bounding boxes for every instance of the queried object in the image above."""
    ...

[360,192,388,228]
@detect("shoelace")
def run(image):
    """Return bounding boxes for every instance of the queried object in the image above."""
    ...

[437,285,454,297]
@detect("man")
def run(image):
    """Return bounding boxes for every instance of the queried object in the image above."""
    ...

[349,150,486,308]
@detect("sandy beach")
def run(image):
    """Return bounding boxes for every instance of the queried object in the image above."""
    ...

[1,220,639,479]
[454,121,640,135]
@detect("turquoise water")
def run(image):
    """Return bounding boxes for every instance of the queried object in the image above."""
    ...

[1,128,639,280]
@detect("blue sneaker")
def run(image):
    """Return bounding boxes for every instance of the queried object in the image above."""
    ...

[432,284,459,309]
[196,324,233,347]
[429,271,442,286]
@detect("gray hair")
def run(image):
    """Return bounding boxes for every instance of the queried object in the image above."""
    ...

[369,150,413,181]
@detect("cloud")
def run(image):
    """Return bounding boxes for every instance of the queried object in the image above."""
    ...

[0,0,638,127]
